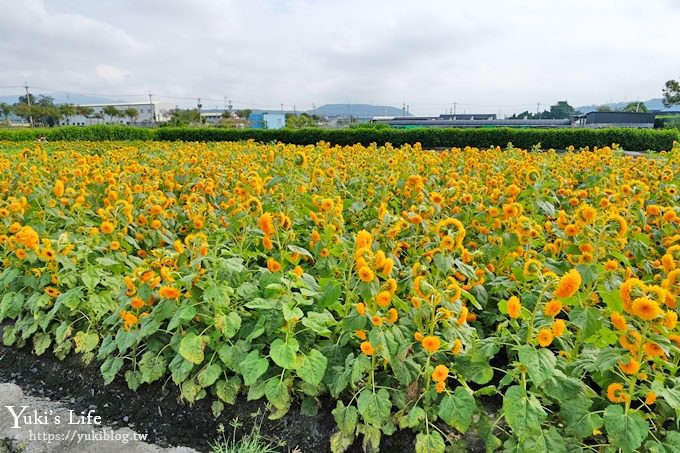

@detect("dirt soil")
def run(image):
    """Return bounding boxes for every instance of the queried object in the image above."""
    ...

[0,330,417,452]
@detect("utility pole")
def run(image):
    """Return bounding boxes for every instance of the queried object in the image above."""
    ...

[453,102,457,115]
[537,102,541,115]
[402,103,406,117]
[197,98,202,125]
[24,82,34,127]
[148,91,155,126]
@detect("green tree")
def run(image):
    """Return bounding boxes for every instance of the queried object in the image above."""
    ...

[167,108,201,126]
[76,106,95,125]
[124,107,139,125]
[59,103,77,125]
[622,102,648,112]
[662,79,680,108]
[0,102,12,124]
[596,105,613,112]
[549,101,576,119]
[103,105,122,123]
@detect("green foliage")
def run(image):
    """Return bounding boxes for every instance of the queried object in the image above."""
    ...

[662,79,680,108]
[154,126,679,152]
[0,125,154,141]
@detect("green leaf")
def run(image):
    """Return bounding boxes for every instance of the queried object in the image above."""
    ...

[288,244,314,259]
[438,386,476,433]
[215,311,241,339]
[270,337,299,370]
[74,331,99,353]
[100,357,124,385]
[297,348,328,386]
[569,306,602,339]
[330,431,354,453]
[559,396,603,439]
[357,388,391,427]
[170,353,194,385]
[181,379,202,403]
[598,284,623,312]
[400,405,425,429]
[415,431,446,453]
[239,350,269,386]
[197,363,222,388]
[179,332,205,365]
[244,297,278,310]
[518,345,556,386]
[33,332,51,356]
[456,356,494,385]
[167,305,197,330]
[215,377,240,405]
[138,351,167,384]
[282,300,304,321]
[125,370,141,391]
[318,279,342,308]
[265,379,290,411]
[603,405,649,453]
[332,401,358,437]
[301,311,334,336]
[82,267,100,291]
[503,385,547,437]
[645,432,680,453]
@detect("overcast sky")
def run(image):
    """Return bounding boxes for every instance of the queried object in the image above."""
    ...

[1,0,678,115]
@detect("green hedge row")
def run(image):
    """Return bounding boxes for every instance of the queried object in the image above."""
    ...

[1,125,678,151]
[0,125,154,141]
[155,127,679,151]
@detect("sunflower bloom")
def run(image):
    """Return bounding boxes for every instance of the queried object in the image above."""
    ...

[357,265,375,283]
[537,328,554,347]
[554,269,581,299]
[543,300,563,317]
[360,341,375,356]
[645,391,657,405]
[159,286,180,299]
[507,296,522,319]
[631,297,661,321]
[552,319,567,337]
[610,311,627,331]
[607,383,629,403]
[386,308,398,324]
[422,335,441,354]
[267,258,282,273]
[355,302,366,316]
[432,364,449,382]
[451,338,463,355]
[618,357,640,375]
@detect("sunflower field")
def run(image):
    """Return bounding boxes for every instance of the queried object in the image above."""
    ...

[0,140,679,452]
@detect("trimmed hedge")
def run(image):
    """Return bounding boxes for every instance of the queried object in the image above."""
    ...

[1,125,678,151]
[0,125,154,141]
[155,127,679,151]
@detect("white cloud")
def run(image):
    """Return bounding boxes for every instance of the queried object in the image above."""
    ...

[1,0,678,114]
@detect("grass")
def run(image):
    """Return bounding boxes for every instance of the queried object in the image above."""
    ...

[209,414,288,453]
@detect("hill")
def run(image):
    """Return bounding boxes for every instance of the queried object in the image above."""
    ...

[309,104,409,119]
[576,98,676,114]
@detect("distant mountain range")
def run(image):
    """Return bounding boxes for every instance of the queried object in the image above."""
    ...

[309,104,410,118]
[576,98,677,114]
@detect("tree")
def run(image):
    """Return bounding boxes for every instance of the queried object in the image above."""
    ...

[124,107,139,125]
[102,105,122,123]
[549,101,576,119]
[15,95,60,126]
[167,108,201,126]
[622,102,648,113]
[662,79,680,108]
[596,105,613,112]
[59,103,77,125]
[76,106,95,124]
[0,102,12,124]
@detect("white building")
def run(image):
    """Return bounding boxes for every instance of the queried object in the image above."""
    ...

[62,102,174,126]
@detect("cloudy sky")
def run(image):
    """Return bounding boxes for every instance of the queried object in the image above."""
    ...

[1,0,678,115]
